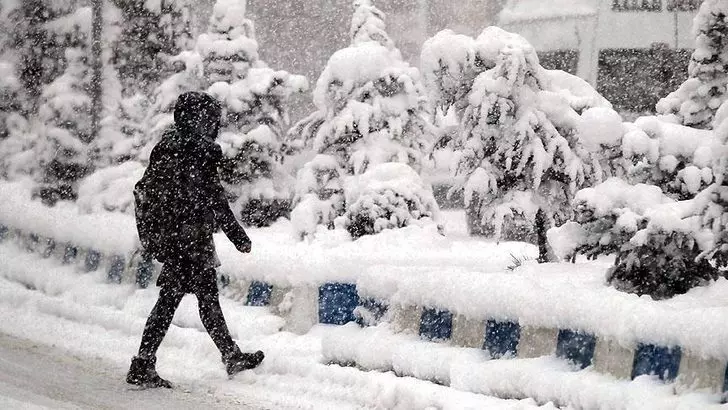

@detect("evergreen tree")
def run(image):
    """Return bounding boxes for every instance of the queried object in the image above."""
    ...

[199,0,306,227]
[423,27,618,260]
[111,0,194,96]
[30,6,122,203]
[8,0,62,114]
[35,8,95,203]
[288,0,437,239]
[289,0,433,175]
[140,50,204,162]
[657,0,728,129]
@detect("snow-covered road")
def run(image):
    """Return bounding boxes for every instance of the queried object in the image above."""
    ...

[0,332,262,409]
[0,241,549,409]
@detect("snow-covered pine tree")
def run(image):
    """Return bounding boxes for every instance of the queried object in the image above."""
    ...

[140,51,204,161]
[199,0,307,227]
[289,0,432,175]
[657,0,728,129]
[288,0,437,239]
[695,101,728,269]
[0,60,33,179]
[28,5,122,204]
[32,7,96,203]
[423,27,619,261]
[111,0,194,96]
[6,0,63,113]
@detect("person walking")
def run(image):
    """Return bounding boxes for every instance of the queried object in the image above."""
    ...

[127,92,264,388]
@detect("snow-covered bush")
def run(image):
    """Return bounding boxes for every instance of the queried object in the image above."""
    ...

[199,0,306,226]
[422,26,620,259]
[549,178,722,299]
[623,116,718,200]
[290,155,346,240]
[657,0,728,129]
[548,178,675,260]
[217,125,294,226]
[288,0,435,239]
[340,163,440,239]
[607,197,720,300]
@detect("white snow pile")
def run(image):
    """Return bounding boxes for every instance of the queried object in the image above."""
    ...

[354,260,728,361]
[323,324,718,409]
[0,179,535,287]
[0,180,139,254]
[76,161,145,214]
[0,61,19,92]
[577,107,624,152]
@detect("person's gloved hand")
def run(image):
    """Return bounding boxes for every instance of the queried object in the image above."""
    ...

[235,237,252,254]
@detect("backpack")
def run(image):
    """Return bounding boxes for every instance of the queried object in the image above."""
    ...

[134,149,193,262]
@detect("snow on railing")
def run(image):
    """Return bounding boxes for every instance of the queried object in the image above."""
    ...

[1,180,727,400]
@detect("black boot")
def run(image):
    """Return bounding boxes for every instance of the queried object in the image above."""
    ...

[126,356,173,388]
[224,349,265,376]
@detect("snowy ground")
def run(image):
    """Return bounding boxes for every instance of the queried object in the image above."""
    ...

[0,237,553,410]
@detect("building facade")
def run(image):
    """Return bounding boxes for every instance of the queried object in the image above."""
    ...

[499,0,702,113]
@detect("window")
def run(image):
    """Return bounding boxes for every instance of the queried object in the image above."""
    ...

[612,0,663,11]
[666,0,702,11]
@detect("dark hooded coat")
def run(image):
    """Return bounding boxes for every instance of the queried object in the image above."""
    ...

[136,92,251,293]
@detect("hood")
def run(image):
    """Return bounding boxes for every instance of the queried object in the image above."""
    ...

[173,91,222,141]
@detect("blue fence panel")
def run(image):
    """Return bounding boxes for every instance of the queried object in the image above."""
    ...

[136,254,155,289]
[631,343,682,382]
[556,329,597,370]
[419,308,453,341]
[85,250,101,272]
[484,320,521,359]
[107,255,125,284]
[319,283,359,325]
[356,298,388,326]
[246,281,273,306]
[62,245,78,264]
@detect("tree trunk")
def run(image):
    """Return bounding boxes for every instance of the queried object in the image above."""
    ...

[465,191,485,236]
[535,207,550,263]
[90,0,104,143]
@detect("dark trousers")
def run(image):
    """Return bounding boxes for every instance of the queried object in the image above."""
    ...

[137,268,238,361]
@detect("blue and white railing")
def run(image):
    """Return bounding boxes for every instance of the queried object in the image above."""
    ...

[1,180,727,402]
